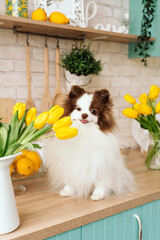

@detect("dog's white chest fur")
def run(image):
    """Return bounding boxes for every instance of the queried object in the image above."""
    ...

[45,120,134,200]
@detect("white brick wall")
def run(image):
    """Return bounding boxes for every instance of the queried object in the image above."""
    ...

[0,0,159,149]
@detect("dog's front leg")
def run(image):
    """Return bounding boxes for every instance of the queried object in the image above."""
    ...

[91,181,109,200]
[59,185,73,197]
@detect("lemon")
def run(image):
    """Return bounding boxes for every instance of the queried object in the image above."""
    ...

[21,150,42,171]
[49,12,69,24]
[17,158,35,176]
[10,164,13,175]
[13,154,24,170]
[31,8,47,22]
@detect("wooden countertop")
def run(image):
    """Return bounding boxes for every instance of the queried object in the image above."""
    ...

[1,150,160,240]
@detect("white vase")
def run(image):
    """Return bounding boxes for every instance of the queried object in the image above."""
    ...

[0,153,21,235]
[65,69,92,92]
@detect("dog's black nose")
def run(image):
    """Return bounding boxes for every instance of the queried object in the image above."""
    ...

[82,113,88,119]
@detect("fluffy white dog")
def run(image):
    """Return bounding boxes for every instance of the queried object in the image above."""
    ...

[45,86,135,200]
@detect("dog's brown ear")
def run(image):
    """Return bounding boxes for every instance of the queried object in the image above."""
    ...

[94,89,110,104]
[69,85,85,99]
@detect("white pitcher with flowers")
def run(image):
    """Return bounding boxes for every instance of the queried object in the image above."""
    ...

[0,103,78,235]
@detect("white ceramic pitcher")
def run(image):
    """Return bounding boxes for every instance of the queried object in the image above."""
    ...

[0,153,21,235]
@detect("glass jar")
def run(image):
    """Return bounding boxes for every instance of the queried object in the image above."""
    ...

[6,0,28,18]
[146,134,160,170]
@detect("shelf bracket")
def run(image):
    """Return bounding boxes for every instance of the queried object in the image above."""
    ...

[13,26,86,42]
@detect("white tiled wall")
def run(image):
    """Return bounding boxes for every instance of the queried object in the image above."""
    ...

[0,0,160,148]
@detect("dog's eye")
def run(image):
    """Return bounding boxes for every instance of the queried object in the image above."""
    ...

[77,107,82,111]
[91,109,97,115]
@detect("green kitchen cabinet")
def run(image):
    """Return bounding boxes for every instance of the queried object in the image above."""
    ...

[129,0,160,58]
[45,199,160,240]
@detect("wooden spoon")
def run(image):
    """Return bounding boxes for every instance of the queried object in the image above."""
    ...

[25,43,35,109]
[41,44,52,111]
[52,43,66,106]
[0,98,14,123]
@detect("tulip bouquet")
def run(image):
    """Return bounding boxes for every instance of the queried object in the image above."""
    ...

[122,85,160,168]
[0,103,78,157]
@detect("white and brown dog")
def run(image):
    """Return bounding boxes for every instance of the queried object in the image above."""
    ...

[45,85,134,200]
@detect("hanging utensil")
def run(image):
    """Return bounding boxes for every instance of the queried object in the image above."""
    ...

[52,39,66,106]
[0,98,14,123]
[25,34,35,109]
[41,38,52,111]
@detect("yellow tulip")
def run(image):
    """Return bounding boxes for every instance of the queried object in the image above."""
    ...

[25,107,37,126]
[138,93,148,104]
[122,108,138,119]
[140,104,152,115]
[55,127,78,140]
[34,112,49,130]
[13,103,26,121]
[155,102,160,114]
[124,94,136,104]
[49,105,60,114]
[149,85,160,101]
[53,116,73,131]
[48,107,64,124]
[133,103,142,114]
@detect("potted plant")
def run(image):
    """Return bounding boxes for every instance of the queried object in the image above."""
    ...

[61,43,103,91]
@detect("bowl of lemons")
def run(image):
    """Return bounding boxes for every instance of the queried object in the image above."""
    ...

[10,149,44,181]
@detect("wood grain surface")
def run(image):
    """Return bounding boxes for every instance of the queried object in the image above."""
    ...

[0,15,155,43]
[0,150,160,240]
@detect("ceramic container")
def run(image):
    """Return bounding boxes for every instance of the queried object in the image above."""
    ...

[0,153,21,235]
[6,0,28,18]
[65,69,92,92]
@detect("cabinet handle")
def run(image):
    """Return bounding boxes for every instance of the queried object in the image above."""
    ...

[134,214,142,240]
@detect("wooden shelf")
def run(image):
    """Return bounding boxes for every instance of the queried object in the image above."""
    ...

[0,14,155,43]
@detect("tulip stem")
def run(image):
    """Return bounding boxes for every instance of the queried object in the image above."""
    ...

[38,134,55,140]
[21,125,52,144]
[17,121,34,143]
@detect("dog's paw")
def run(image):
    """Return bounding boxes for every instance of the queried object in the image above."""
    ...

[91,188,105,200]
[91,193,104,201]
[59,185,73,197]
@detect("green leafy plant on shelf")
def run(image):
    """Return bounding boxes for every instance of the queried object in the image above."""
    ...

[135,0,157,66]
[61,43,103,76]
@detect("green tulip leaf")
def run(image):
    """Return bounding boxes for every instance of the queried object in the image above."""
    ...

[33,143,41,149]
[2,123,9,131]
[6,112,20,150]
[23,142,35,151]
[18,109,28,136]
[4,142,22,156]
[0,125,8,157]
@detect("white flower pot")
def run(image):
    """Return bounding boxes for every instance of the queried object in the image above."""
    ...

[65,70,92,92]
[0,153,21,235]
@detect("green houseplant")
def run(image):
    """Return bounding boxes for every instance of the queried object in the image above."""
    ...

[61,43,103,91]
[135,0,157,66]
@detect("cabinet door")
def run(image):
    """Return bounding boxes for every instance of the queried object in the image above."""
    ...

[45,199,160,240]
